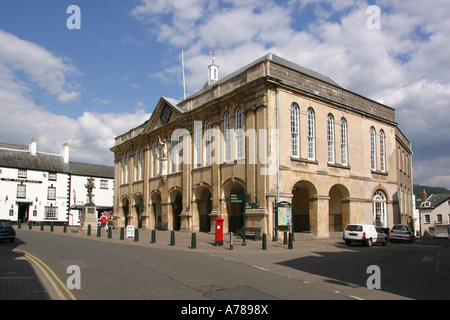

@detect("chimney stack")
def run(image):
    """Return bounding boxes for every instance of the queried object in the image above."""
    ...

[29,138,37,156]
[422,189,428,202]
[60,142,69,163]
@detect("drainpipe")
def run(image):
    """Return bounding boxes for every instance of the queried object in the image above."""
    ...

[274,86,280,241]
[275,86,280,203]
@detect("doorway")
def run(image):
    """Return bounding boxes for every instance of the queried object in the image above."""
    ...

[198,188,212,232]
[227,183,244,233]
[18,203,30,223]
[171,191,182,231]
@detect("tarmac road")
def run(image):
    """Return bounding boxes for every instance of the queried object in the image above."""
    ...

[3,227,448,302]
[6,229,348,301]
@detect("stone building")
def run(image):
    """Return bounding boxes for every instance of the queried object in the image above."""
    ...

[111,53,413,238]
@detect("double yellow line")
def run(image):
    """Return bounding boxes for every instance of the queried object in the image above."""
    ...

[13,249,77,300]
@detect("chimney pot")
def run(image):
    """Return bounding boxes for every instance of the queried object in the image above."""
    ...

[60,143,69,163]
[29,138,37,156]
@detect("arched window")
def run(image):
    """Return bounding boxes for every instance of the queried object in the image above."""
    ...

[307,108,315,160]
[327,114,335,164]
[152,142,157,177]
[373,189,387,227]
[370,127,377,170]
[235,107,244,159]
[177,131,183,172]
[224,111,231,162]
[194,121,202,168]
[380,130,386,172]
[291,103,300,158]
[121,154,126,184]
[140,147,144,180]
[135,148,139,181]
[204,119,211,166]
[157,142,162,175]
[340,118,348,166]
[125,153,129,182]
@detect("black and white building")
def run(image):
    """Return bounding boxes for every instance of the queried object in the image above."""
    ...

[0,139,114,226]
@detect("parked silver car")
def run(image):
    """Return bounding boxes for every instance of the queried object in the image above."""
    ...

[390,224,414,243]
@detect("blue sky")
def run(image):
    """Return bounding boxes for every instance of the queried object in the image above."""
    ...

[1,0,450,189]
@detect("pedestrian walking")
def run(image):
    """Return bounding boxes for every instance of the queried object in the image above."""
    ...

[100,214,107,231]
[108,211,114,230]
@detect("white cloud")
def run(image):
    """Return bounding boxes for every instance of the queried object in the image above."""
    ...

[67,110,151,165]
[131,0,450,188]
[92,98,112,105]
[0,30,151,165]
[0,29,80,103]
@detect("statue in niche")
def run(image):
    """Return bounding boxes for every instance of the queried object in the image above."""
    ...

[158,136,168,159]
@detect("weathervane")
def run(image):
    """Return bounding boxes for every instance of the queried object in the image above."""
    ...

[210,46,217,64]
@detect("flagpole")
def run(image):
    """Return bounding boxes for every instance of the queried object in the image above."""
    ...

[182,50,186,100]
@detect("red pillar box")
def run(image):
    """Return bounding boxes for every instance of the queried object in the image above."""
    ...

[215,217,224,246]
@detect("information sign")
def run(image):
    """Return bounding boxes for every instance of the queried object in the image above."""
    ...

[126,225,135,238]
[230,194,243,203]
[277,202,292,226]
[246,203,260,209]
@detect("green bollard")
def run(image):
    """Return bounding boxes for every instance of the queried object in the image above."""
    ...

[108,227,112,239]
[28,221,32,230]
[87,224,91,236]
[170,230,175,246]
[50,222,54,232]
[262,233,267,250]
[119,227,124,240]
[40,223,44,231]
[191,233,196,249]
[284,231,288,245]
[288,232,293,249]
[18,220,21,229]
[63,223,67,233]
[97,225,101,237]
[134,229,139,242]
[150,229,156,243]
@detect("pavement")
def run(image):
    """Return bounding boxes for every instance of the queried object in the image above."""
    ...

[0,224,391,300]
[27,224,347,254]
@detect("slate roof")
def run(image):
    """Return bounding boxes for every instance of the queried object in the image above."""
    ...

[188,53,344,100]
[0,144,114,179]
[69,161,114,179]
[421,193,450,209]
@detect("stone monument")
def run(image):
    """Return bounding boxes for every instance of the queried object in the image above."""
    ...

[82,177,97,230]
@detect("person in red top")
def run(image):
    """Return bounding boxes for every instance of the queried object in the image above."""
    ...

[100,214,107,230]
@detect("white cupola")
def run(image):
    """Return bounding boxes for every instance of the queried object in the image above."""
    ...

[207,46,219,86]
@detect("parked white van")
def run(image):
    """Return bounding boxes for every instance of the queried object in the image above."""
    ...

[343,224,388,247]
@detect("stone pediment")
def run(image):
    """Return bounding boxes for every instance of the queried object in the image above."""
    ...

[144,97,183,133]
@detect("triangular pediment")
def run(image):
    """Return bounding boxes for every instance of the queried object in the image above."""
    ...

[144,97,183,133]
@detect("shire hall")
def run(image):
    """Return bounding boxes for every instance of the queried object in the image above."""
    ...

[110,53,414,239]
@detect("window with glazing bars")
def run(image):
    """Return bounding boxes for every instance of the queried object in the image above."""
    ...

[291,103,299,158]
